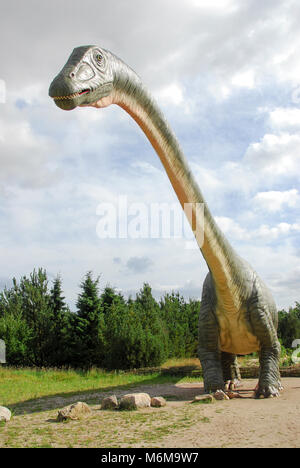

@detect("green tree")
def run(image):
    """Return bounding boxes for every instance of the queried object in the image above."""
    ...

[72,272,105,368]
[101,285,126,314]
[278,305,300,349]
[0,282,32,365]
[160,292,200,358]
[18,268,53,366]
[184,298,200,357]
[103,295,132,369]
[0,269,56,366]
[103,284,167,369]
[133,283,168,366]
[48,275,73,366]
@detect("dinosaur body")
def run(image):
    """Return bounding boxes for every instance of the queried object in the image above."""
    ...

[49,46,282,397]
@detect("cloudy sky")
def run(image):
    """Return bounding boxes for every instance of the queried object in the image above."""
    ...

[0,0,299,310]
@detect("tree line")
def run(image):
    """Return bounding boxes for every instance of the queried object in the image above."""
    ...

[0,268,299,369]
[0,268,199,369]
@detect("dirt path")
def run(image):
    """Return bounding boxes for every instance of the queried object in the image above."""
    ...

[137,377,300,448]
[1,377,299,448]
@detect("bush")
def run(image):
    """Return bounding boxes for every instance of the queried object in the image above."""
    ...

[103,284,167,369]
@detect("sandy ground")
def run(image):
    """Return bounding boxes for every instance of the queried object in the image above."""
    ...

[1,377,299,448]
[131,377,300,448]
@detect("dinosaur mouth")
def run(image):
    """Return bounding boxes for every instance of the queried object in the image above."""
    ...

[52,89,90,101]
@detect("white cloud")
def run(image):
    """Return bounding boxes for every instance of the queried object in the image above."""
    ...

[188,0,237,12]
[214,215,300,243]
[191,164,224,192]
[215,216,247,240]
[269,107,300,130]
[1,0,300,310]
[253,189,300,212]
[255,222,300,240]
[0,115,60,188]
[237,243,300,309]
[244,132,300,178]
[231,69,255,89]
[155,83,184,106]
[131,161,162,175]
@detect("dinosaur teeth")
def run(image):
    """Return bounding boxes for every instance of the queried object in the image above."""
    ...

[54,92,80,100]
[53,90,90,100]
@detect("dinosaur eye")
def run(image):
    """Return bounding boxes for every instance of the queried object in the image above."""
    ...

[95,53,103,63]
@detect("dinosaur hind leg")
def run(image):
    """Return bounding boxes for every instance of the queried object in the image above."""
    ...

[221,352,242,390]
[248,284,282,398]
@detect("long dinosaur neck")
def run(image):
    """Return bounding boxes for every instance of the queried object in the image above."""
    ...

[112,62,244,310]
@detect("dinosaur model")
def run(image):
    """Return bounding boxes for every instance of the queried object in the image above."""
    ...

[49,46,282,398]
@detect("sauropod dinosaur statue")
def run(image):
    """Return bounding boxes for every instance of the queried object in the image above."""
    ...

[49,45,282,398]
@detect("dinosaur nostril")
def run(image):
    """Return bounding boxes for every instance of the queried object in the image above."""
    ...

[70,72,75,78]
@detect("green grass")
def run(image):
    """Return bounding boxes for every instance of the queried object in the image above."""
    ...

[161,357,201,368]
[0,366,183,408]
[0,358,298,448]
[0,364,206,448]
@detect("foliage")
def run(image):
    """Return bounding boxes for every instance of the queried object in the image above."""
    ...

[159,292,199,358]
[47,275,73,366]
[277,303,300,349]
[0,269,52,366]
[103,284,168,369]
[0,270,190,369]
[0,267,299,370]
[71,272,105,368]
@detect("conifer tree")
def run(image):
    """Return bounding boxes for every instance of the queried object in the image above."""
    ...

[73,272,105,367]
[18,268,52,366]
[0,281,32,365]
[133,283,168,366]
[48,275,72,366]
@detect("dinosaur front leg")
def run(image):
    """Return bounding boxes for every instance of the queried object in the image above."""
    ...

[198,302,224,393]
[221,352,242,390]
[198,347,224,393]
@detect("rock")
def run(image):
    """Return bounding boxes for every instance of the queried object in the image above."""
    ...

[151,396,166,407]
[101,395,119,410]
[0,406,11,422]
[192,394,214,404]
[213,390,230,400]
[57,401,91,421]
[226,390,242,399]
[119,393,151,410]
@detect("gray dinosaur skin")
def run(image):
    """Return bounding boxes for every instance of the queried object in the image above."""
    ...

[49,46,282,398]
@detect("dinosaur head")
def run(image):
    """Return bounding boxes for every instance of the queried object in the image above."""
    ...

[49,45,115,110]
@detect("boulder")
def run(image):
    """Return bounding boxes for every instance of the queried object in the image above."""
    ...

[213,390,230,400]
[151,396,166,407]
[226,390,242,399]
[0,406,11,422]
[57,401,91,421]
[119,393,151,410]
[101,395,119,410]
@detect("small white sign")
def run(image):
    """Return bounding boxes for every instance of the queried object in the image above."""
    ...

[0,339,6,363]
[292,339,300,364]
